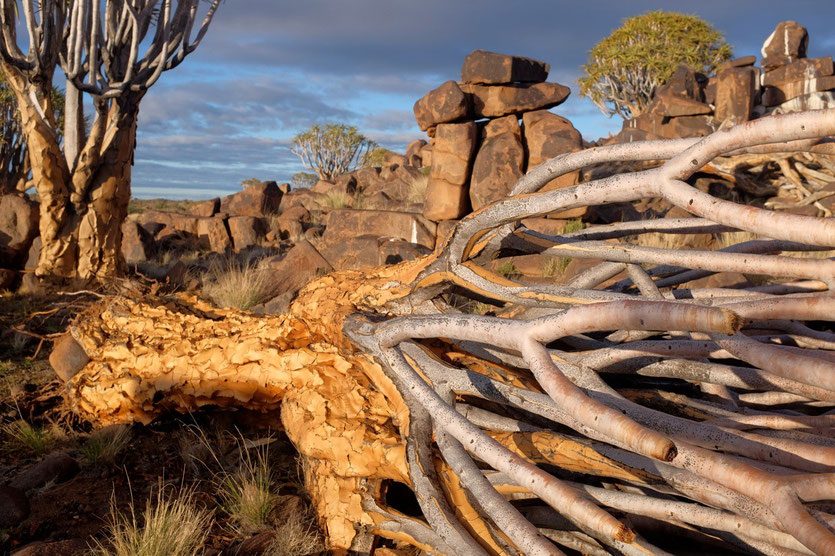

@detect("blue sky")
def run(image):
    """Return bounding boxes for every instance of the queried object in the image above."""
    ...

[129,1,835,199]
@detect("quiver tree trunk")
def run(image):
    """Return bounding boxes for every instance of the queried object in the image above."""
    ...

[58,110,835,555]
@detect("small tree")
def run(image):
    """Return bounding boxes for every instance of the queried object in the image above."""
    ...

[290,172,317,189]
[290,124,376,181]
[579,10,732,119]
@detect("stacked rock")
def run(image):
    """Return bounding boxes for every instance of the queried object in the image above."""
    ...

[619,21,835,143]
[413,50,581,221]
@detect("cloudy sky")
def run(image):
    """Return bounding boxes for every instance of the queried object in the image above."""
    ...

[131,1,835,199]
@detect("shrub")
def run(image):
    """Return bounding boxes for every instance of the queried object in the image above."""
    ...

[241,177,262,189]
[579,10,732,119]
[80,426,132,465]
[216,447,276,534]
[291,172,318,189]
[203,258,276,311]
[362,147,393,168]
[3,420,57,455]
[290,124,377,181]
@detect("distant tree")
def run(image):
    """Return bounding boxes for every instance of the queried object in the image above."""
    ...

[362,147,394,169]
[0,1,222,280]
[241,177,262,189]
[290,172,317,189]
[290,124,377,181]
[579,10,732,119]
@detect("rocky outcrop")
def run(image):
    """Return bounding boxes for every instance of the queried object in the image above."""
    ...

[469,116,525,210]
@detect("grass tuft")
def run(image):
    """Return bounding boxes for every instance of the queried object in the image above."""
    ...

[319,190,351,209]
[495,261,520,279]
[203,258,276,311]
[80,426,132,465]
[217,446,276,534]
[563,218,585,234]
[91,486,212,556]
[266,501,325,556]
[3,420,57,455]
[541,256,571,278]
[406,173,430,203]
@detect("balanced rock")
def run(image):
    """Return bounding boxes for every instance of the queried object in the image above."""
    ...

[413,81,471,131]
[761,21,808,70]
[460,81,570,119]
[423,122,477,221]
[461,50,549,84]
[470,115,525,210]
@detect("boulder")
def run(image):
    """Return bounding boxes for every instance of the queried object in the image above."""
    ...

[136,210,198,237]
[0,485,28,528]
[227,216,266,251]
[460,50,549,84]
[430,122,478,186]
[720,56,757,70]
[460,81,570,118]
[11,539,88,556]
[49,333,90,382]
[761,21,808,70]
[406,139,427,164]
[321,209,437,249]
[433,219,458,250]
[657,65,703,101]
[645,91,712,117]
[252,240,332,314]
[763,57,833,87]
[423,179,470,221]
[10,451,80,492]
[334,172,358,195]
[188,197,219,217]
[196,216,232,253]
[0,193,39,266]
[0,268,15,289]
[418,144,433,167]
[278,188,325,214]
[121,220,153,262]
[275,206,309,240]
[469,115,525,210]
[763,75,835,106]
[715,67,758,124]
[774,90,835,113]
[318,235,430,271]
[523,110,583,190]
[220,181,282,217]
[354,167,386,194]
[413,81,471,131]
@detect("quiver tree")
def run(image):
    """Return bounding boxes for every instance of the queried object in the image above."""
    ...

[290,123,377,181]
[579,11,732,119]
[58,110,835,554]
[0,0,221,280]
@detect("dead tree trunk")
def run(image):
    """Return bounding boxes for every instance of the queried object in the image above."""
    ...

[0,0,221,280]
[58,110,835,555]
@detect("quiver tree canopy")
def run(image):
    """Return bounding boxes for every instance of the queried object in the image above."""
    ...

[579,10,732,119]
[0,0,221,280]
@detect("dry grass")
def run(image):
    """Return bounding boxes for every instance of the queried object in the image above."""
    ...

[541,256,571,278]
[319,190,351,209]
[266,502,325,556]
[2,420,59,455]
[203,258,277,310]
[495,261,520,279]
[80,425,132,465]
[406,173,430,203]
[90,486,212,556]
[216,446,276,534]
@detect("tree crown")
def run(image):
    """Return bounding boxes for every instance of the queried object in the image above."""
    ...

[290,123,377,181]
[578,10,732,119]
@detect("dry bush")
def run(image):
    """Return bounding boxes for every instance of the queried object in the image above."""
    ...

[407,173,429,203]
[91,486,212,556]
[203,258,277,310]
[80,425,132,465]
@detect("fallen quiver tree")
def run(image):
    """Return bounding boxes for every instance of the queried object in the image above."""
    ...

[57,110,835,555]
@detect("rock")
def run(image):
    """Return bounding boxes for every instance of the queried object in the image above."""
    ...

[10,451,80,492]
[433,220,458,250]
[585,202,642,224]
[423,178,470,221]
[121,220,152,262]
[430,122,478,186]
[523,110,583,190]
[658,65,702,101]
[165,261,190,287]
[413,81,471,131]
[277,183,291,195]
[469,115,525,210]
[763,57,834,87]
[278,188,324,214]
[460,81,570,118]
[669,115,716,138]
[252,240,332,313]
[220,181,282,217]
[311,179,336,194]
[334,172,358,195]
[188,197,219,217]
[49,333,90,382]
[763,75,835,106]
[761,21,808,70]
[721,55,757,70]
[227,216,266,251]
[0,485,28,527]
[318,235,430,271]
[196,216,232,253]
[406,139,427,164]
[136,210,198,237]
[354,167,385,194]
[275,206,309,241]
[715,67,758,124]
[321,209,437,249]
[418,144,433,167]
[646,91,712,117]
[12,539,88,556]
[774,90,835,113]
[0,193,39,266]
[460,50,549,84]
[0,268,17,289]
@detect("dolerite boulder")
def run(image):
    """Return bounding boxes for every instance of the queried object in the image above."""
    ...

[251,240,332,314]
[644,89,712,117]
[136,210,198,237]
[227,216,266,251]
[413,81,471,131]
[460,81,570,118]
[423,122,477,221]
[188,197,219,217]
[715,66,758,124]
[762,57,835,106]
[318,235,431,271]
[196,216,232,252]
[659,64,704,101]
[523,110,583,190]
[461,50,549,84]
[0,193,39,267]
[220,181,282,217]
[469,115,525,210]
[321,209,437,249]
[121,220,153,263]
[761,21,809,71]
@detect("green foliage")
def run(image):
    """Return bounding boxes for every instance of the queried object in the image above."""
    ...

[541,257,571,278]
[290,172,318,189]
[290,123,377,181]
[563,219,585,234]
[579,10,732,119]
[80,426,132,465]
[216,447,275,533]
[362,147,393,168]
[3,420,57,455]
[495,261,520,279]
[241,177,262,189]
